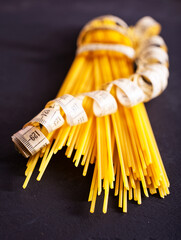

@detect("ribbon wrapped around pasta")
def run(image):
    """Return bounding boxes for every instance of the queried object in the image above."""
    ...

[12,16,169,157]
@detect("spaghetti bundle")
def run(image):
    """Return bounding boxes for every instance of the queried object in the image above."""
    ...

[12,15,170,213]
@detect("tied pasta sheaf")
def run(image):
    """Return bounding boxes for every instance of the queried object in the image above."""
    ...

[12,15,169,213]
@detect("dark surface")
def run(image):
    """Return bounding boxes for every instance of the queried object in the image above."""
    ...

[0,0,181,239]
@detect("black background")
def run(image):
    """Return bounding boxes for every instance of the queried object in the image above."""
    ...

[0,0,181,239]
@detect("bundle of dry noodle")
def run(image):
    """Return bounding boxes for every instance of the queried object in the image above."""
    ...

[12,15,170,213]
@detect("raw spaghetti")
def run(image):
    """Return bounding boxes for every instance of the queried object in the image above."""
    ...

[12,15,170,213]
